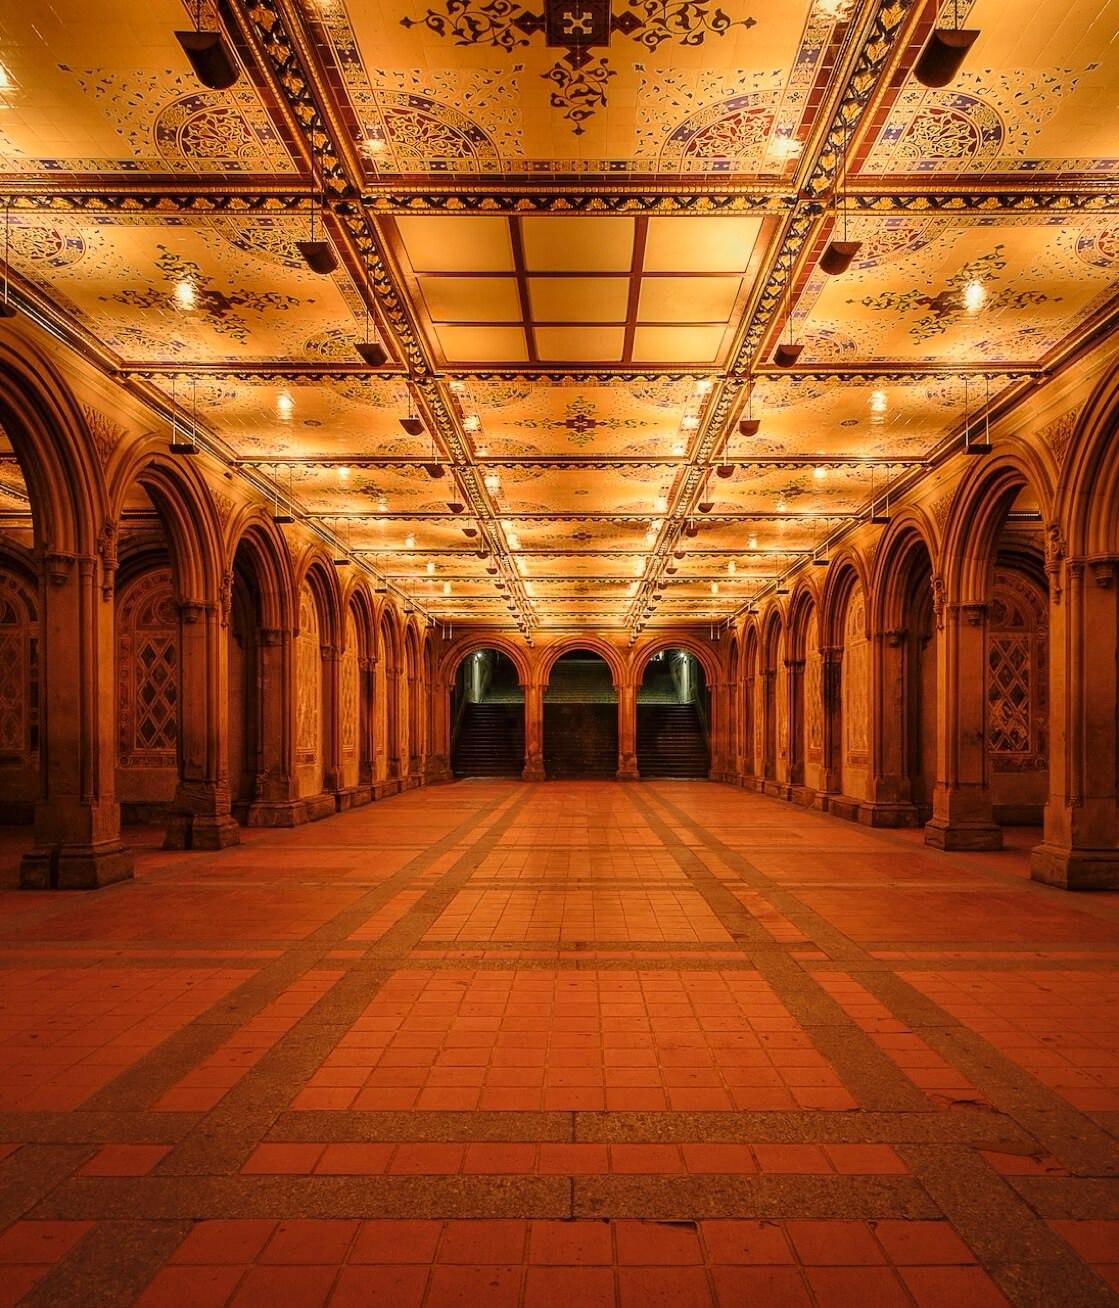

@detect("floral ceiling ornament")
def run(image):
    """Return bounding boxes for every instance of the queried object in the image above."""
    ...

[401,0,756,133]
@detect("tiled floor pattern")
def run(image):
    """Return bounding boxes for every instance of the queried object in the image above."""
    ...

[0,780,1117,1306]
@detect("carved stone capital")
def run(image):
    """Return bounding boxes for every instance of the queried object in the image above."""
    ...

[42,551,75,586]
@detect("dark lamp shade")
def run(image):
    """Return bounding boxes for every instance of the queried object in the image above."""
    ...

[399,416,425,436]
[296,239,338,275]
[914,28,979,87]
[715,465,734,479]
[422,462,445,478]
[168,439,199,455]
[174,30,240,90]
[738,417,761,436]
[698,501,714,513]
[0,301,17,319]
[355,340,388,366]
[819,239,862,275]
[773,342,804,367]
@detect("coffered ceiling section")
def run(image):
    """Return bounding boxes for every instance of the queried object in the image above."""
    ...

[390,214,768,366]
[0,0,1117,636]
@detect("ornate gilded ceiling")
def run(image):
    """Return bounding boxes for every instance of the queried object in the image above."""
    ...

[0,0,1116,632]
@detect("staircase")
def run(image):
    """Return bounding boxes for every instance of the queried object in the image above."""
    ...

[543,703,618,778]
[637,703,710,778]
[452,703,525,777]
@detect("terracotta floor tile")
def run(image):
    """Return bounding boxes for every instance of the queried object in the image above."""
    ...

[805,1265,912,1308]
[259,1220,360,1264]
[133,1265,245,1308]
[438,1221,527,1265]
[618,1266,713,1307]
[349,1221,443,1264]
[328,1265,429,1307]
[786,1221,887,1265]
[228,1264,337,1307]
[616,1221,703,1265]
[710,1265,813,1307]
[170,1221,278,1265]
[424,1265,523,1308]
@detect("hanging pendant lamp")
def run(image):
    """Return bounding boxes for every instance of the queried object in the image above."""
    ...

[820,112,861,275]
[175,1,239,89]
[297,144,338,275]
[915,0,979,87]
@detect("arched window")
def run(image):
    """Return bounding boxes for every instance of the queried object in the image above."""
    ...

[844,584,869,763]
[295,583,321,769]
[988,569,1047,765]
[116,567,177,767]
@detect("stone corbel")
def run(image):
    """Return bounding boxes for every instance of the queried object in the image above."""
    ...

[961,603,986,627]
[179,599,206,624]
[1044,522,1066,604]
[882,628,906,647]
[259,626,286,647]
[1090,560,1117,589]
[97,522,117,601]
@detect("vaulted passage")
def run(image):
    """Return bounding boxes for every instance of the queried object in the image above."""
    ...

[0,778,1117,1306]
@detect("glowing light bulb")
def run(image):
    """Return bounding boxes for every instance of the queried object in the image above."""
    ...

[654,496,668,513]
[633,560,643,576]
[464,414,480,432]
[277,391,294,420]
[484,473,501,493]
[442,581,451,595]
[681,415,699,431]
[426,561,435,574]
[776,499,787,512]
[727,560,736,575]
[405,532,415,549]
[711,581,720,595]
[174,280,196,310]
[337,465,350,480]
[813,466,827,480]
[696,378,713,394]
[672,442,685,457]
[870,389,887,414]
[748,534,758,549]
[964,280,986,313]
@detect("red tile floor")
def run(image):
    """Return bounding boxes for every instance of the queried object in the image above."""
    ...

[0,781,1118,1306]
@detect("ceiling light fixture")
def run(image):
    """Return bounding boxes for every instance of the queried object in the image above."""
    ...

[271,463,295,525]
[168,373,199,455]
[738,376,761,437]
[773,292,803,367]
[962,373,992,455]
[963,279,986,313]
[175,3,240,89]
[819,110,861,275]
[296,143,338,275]
[0,199,17,319]
[354,246,388,365]
[914,0,979,87]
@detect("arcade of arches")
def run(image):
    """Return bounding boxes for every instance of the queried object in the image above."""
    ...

[2,326,1119,889]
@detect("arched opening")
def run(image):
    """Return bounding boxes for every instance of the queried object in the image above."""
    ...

[636,648,710,778]
[904,543,937,822]
[377,611,400,784]
[114,539,179,835]
[987,488,1049,832]
[228,543,264,819]
[0,548,39,867]
[451,648,524,777]
[802,606,824,797]
[839,579,870,805]
[544,648,617,779]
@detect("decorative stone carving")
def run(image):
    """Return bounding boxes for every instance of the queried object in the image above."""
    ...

[213,490,235,529]
[931,573,945,630]
[82,405,125,469]
[1044,522,1065,604]
[219,570,233,627]
[930,490,954,534]
[1040,406,1081,468]
[843,586,869,763]
[97,521,117,600]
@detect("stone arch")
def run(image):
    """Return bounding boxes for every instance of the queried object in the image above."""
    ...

[741,620,760,779]
[871,509,939,635]
[760,607,784,783]
[297,551,344,653]
[537,635,626,688]
[868,512,939,826]
[0,330,105,556]
[225,510,295,633]
[820,550,870,649]
[342,583,377,794]
[439,632,531,687]
[942,451,1055,605]
[1056,368,1119,557]
[786,580,820,793]
[628,635,720,685]
[376,601,403,782]
[108,443,224,609]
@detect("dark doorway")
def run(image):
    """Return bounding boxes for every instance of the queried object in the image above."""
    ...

[636,649,710,778]
[451,649,524,777]
[543,650,617,779]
